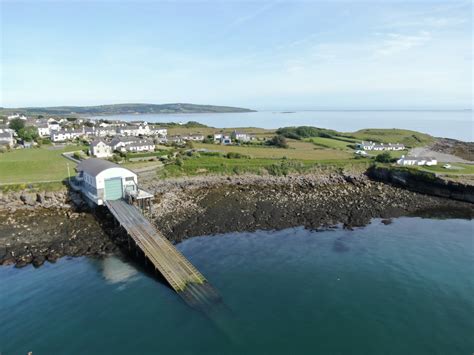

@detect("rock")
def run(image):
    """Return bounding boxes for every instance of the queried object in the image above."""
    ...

[32,255,46,267]
[20,193,36,206]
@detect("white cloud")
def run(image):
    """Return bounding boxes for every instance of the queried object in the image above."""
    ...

[374,31,432,57]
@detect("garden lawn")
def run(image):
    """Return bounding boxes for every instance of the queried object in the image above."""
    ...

[0,145,85,184]
[419,163,474,175]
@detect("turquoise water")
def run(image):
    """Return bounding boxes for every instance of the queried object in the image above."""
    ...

[1,217,473,354]
[88,110,473,141]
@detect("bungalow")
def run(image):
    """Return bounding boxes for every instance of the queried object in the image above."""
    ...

[75,158,138,205]
[221,135,232,145]
[90,140,113,158]
[397,155,437,166]
[126,140,155,153]
[168,135,183,144]
[213,133,223,142]
[110,136,142,152]
[357,141,405,151]
[231,130,252,142]
[183,134,204,142]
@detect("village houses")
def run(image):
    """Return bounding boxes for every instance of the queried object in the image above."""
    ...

[357,141,405,151]
[89,139,113,158]
[397,155,437,166]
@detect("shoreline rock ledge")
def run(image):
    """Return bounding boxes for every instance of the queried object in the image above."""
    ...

[1,172,473,267]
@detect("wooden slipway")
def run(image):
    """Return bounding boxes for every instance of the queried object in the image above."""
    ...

[105,200,220,308]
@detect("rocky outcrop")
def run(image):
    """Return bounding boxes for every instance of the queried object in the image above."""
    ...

[148,173,474,242]
[367,166,474,203]
[0,208,119,267]
[0,189,86,212]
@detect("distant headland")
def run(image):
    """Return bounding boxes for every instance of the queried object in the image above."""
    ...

[0,103,256,116]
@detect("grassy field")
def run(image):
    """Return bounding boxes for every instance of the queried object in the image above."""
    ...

[0,145,85,184]
[194,141,351,160]
[160,155,370,178]
[307,137,354,150]
[419,163,474,175]
[346,129,434,148]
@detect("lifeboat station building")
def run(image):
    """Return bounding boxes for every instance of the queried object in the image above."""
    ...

[73,158,152,208]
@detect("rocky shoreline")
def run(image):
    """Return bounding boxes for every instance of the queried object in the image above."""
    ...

[1,172,473,267]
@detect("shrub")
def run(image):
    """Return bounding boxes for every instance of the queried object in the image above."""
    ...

[267,135,289,148]
[226,152,250,159]
[375,152,394,163]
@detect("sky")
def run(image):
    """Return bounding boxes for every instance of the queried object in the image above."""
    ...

[0,0,472,110]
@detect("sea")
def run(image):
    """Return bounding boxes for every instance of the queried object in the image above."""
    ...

[88,110,473,142]
[1,217,473,355]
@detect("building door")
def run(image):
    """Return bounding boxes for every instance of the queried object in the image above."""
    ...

[104,178,123,200]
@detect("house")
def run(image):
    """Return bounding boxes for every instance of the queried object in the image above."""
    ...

[396,155,437,166]
[231,130,252,142]
[48,120,61,131]
[75,158,138,205]
[221,135,232,145]
[357,141,405,151]
[110,136,142,151]
[0,131,15,147]
[168,135,183,144]
[126,140,155,153]
[183,134,204,142]
[150,127,167,137]
[37,122,50,137]
[117,125,150,136]
[50,128,83,142]
[89,140,113,158]
[8,113,27,121]
[213,133,223,142]
[95,128,117,137]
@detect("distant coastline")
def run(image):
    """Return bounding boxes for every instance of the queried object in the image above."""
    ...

[0,103,256,117]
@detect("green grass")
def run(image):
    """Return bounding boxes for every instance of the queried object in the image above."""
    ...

[0,145,85,184]
[419,163,474,175]
[346,128,434,148]
[160,155,370,178]
[307,137,353,150]
[194,141,351,160]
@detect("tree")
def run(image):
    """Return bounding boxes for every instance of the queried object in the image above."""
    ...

[9,118,25,133]
[18,126,39,142]
[267,135,289,148]
[375,152,393,163]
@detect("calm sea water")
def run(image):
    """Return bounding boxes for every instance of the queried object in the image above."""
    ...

[1,217,473,355]
[88,110,473,141]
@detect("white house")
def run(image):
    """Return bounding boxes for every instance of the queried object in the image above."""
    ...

[397,155,437,166]
[75,158,138,205]
[117,125,150,136]
[89,140,113,158]
[37,122,50,137]
[126,140,155,153]
[48,121,61,131]
[231,130,252,142]
[50,129,83,142]
[213,133,223,142]
[183,134,204,142]
[110,136,142,151]
[95,128,117,137]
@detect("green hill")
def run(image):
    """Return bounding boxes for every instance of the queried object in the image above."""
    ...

[0,103,255,116]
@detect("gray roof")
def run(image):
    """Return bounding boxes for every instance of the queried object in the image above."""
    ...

[90,139,108,147]
[77,158,123,176]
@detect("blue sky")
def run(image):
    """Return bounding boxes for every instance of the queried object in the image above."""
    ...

[1,0,472,110]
